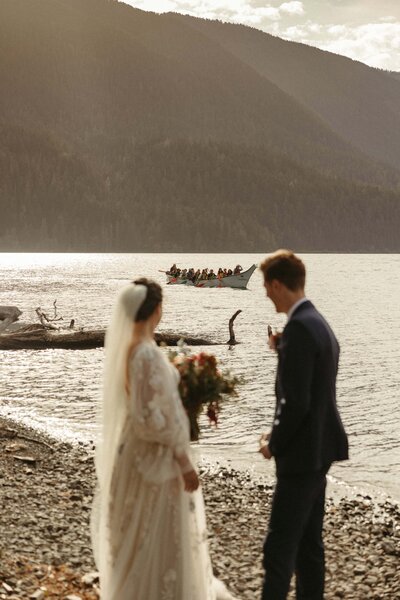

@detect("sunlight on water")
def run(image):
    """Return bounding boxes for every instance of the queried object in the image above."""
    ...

[1,253,399,501]
[0,252,89,268]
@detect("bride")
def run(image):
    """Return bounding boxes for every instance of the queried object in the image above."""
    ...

[91,278,235,599]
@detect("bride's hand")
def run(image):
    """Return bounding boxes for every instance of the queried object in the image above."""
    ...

[183,469,200,492]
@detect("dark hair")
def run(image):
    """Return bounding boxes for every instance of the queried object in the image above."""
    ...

[260,250,306,291]
[133,278,162,322]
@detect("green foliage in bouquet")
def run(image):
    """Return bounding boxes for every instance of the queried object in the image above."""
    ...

[169,346,240,441]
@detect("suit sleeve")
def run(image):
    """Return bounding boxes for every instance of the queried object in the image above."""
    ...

[268,320,317,457]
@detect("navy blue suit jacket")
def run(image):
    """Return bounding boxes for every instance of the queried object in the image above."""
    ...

[268,300,349,476]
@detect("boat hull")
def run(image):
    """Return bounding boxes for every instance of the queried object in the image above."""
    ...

[166,264,257,289]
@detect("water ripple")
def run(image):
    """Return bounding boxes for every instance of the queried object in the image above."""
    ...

[0,253,399,501]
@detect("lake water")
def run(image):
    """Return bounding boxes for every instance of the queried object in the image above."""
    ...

[0,253,399,502]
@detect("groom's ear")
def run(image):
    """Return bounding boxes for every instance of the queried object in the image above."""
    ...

[272,279,289,299]
[270,279,281,292]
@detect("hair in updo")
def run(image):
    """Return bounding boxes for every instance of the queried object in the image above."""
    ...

[133,278,162,322]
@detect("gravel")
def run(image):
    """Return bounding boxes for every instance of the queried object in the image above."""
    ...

[1,417,399,599]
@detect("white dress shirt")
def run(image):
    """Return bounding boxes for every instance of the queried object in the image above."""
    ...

[287,297,308,322]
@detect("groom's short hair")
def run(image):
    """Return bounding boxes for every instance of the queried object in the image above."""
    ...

[260,250,305,291]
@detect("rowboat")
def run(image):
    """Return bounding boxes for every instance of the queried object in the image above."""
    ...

[166,264,257,289]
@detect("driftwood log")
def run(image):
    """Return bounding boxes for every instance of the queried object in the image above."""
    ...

[0,324,218,350]
[155,332,217,347]
[0,306,22,333]
[0,308,241,350]
[0,424,54,449]
[0,325,105,350]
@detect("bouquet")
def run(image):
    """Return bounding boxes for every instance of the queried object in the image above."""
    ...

[169,344,240,441]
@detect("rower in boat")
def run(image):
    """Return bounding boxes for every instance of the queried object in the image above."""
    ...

[164,264,257,290]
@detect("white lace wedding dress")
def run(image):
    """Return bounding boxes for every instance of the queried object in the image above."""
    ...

[92,337,234,599]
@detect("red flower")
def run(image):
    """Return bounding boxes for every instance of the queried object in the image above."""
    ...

[206,405,218,426]
[168,349,240,440]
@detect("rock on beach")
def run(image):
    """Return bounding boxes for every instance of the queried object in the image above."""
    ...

[0,417,399,599]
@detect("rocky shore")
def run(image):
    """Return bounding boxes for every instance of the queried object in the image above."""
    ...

[0,417,399,599]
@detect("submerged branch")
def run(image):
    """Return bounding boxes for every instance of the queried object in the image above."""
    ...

[227,310,242,345]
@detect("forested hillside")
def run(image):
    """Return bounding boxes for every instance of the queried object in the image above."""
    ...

[0,125,114,250]
[0,0,399,251]
[2,133,398,251]
[181,16,400,171]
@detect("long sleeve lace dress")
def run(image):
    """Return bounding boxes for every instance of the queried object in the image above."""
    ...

[100,340,218,600]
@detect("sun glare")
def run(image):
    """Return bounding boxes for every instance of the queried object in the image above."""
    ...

[0,253,89,269]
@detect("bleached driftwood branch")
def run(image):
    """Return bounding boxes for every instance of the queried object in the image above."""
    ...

[35,300,64,330]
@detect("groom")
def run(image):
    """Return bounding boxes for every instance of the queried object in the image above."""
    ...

[259,250,348,600]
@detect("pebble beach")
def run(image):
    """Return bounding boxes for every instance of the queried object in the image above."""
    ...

[0,417,399,600]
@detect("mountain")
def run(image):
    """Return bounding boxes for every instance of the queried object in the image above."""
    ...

[114,139,400,252]
[2,0,396,186]
[0,124,114,250]
[0,0,399,251]
[2,132,398,252]
[179,16,400,171]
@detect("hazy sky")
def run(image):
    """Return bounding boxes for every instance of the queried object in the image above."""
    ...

[124,0,400,71]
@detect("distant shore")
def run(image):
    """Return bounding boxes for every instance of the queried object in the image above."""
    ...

[0,416,399,599]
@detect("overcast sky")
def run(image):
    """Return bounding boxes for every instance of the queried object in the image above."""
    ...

[124,0,400,71]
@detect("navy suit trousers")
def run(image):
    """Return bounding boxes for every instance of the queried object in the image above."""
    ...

[262,468,328,600]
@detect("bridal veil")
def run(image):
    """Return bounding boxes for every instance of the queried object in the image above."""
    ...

[91,284,147,582]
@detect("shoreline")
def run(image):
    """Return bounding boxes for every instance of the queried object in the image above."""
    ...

[193,445,400,507]
[3,409,400,506]
[0,416,399,599]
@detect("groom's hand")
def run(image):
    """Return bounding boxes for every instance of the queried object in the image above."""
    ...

[260,431,271,443]
[259,432,272,459]
[183,469,200,492]
[259,444,272,459]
